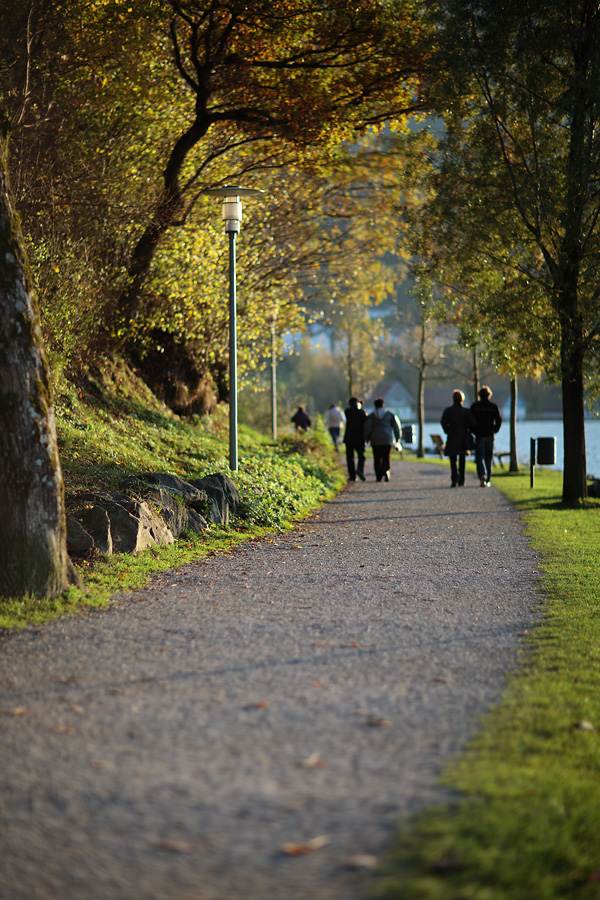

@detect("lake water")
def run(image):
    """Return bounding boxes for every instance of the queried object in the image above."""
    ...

[421,419,600,477]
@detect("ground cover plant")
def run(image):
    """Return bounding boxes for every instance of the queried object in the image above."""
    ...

[372,467,600,900]
[0,366,345,629]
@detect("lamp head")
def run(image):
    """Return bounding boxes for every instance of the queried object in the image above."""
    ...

[201,185,264,233]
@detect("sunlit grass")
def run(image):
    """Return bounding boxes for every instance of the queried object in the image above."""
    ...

[372,468,600,900]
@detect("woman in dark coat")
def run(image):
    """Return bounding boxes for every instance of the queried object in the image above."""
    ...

[440,390,477,487]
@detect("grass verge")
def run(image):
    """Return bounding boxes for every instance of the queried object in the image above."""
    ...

[372,467,600,900]
[0,369,345,629]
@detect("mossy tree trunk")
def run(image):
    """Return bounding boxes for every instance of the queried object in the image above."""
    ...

[0,125,77,598]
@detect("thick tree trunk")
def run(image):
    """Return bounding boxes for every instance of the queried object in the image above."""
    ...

[509,376,519,471]
[0,129,77,598]
[561,345,587,504]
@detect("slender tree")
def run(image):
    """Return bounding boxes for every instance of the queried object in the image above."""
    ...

[424,0,600,502]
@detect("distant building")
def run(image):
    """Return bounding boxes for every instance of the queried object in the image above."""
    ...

[363,381,416,421]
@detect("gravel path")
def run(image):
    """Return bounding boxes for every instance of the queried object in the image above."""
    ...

[0,461,539,900]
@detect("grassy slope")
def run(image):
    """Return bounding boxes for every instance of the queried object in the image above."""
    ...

[373,467,600,900]
[0,366,345,628]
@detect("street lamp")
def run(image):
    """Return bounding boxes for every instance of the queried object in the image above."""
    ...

[267,306,278,440]
[201,185,264,471]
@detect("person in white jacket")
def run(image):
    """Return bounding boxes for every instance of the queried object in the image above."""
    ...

[364,397,401,482]
[325,404,346,450]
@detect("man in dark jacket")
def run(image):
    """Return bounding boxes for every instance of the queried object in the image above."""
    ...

[470,386,502,487]
[343,397,367,481]
[441,390,477,487]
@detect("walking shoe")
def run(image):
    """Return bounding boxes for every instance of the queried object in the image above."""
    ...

[358,473,366,481]
[480,477,487,487]
[384,471,390,482]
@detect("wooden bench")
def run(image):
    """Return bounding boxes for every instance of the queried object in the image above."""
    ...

[430,434,445,457]
[494,451,511,468]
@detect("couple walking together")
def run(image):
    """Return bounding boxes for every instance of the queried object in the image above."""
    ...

[441,386,502,487]
[345,397,401,483]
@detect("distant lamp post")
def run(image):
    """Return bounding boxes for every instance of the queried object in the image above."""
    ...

[267,307,278,440]
[201,185,264,471]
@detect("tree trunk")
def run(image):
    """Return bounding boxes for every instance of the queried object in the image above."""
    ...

[561,338,587,503]
[416,363,425,457]
[472,345,480,402]
[509,376,519,472]
[0,128,77,598]
[113,117,210,329]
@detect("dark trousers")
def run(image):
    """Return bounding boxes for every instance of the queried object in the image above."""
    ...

[475,435,494,482]
[449,454,466,486]
[328,427,341,449]
[345,442,365,480]
[372,444,392,481]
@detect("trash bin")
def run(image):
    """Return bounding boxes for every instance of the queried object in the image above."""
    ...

[536,437,556,465]
[402,425,415,444]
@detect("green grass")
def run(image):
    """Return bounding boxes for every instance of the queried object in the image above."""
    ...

[372,467,600,900]
[0,372,345,629]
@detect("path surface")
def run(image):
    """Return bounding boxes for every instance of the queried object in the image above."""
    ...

[0,462,539,900]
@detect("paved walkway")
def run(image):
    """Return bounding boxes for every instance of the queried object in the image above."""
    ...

[0,461,539,900]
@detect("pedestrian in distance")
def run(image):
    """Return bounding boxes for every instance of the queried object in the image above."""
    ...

[364,397,401,482]
[325,403,346,450]
[343,397,367,481]
[441,390,477,487]
[291,405,311,434]
[470,385,502,487]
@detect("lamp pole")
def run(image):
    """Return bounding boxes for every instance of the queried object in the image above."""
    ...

[201,185,264,471]
[268,308,278,440]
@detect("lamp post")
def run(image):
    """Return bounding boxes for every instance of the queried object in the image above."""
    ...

[267,307,278,440]
[201,185,264,471]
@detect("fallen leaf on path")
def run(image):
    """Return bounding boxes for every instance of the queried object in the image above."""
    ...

[311,680,326,687]
[340,642,359,648]
[297,752,326,769]
[312,641,330,647]
[365,716,392,727]
[282,834,329,855]
[159,839,193,853]
[248,700,269,709]
[345,854,380,870]
[3,707,27,717]
[69,704,85,714]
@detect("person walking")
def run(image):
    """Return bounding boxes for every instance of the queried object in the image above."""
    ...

[470,385,502,487]
[364,397,401,482]
[291,405,311,434]
[343,397,367,481]
[441,390,477,487]
[325,403,346,450]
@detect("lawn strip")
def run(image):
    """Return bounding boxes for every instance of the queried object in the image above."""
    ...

[372,468,600,900]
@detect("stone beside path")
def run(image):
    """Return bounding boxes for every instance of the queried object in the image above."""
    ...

[0,461,539,900]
